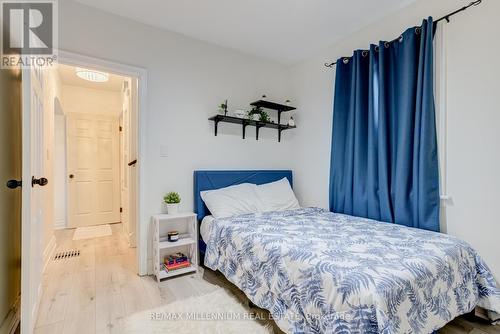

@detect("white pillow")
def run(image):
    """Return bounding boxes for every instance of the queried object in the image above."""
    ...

[200,183,263,218]
[256,178,300,212]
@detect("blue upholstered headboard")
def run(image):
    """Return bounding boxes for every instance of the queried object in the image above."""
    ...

[193,170,293,221]
[194,170,293,263]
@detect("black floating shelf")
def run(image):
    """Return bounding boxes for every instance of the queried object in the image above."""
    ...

[250,100,296,134]
[250,100,296,112]
[209,115,296,142]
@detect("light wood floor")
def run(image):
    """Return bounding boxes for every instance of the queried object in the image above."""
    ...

[34,224,500,334]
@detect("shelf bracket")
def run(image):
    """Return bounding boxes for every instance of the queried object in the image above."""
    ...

[256,123,264,140]
[214,118,219,136]
[242,120,248,139]
[278,126,282,143]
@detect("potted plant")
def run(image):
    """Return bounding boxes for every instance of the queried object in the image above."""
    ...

[164,192,181,214]
[258,111,271,123]
[247,106,261,121]
[218,99,228,115]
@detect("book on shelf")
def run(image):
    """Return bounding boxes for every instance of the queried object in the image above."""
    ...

[164,260,191,272]
[164,252,188,266]
[161,252,192,272]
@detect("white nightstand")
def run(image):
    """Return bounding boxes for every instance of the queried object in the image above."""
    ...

[152,212,199,282]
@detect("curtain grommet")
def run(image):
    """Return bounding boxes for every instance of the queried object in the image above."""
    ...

[343,58,349,64]
[362,50,369,57]
[384,42,390,48]
[415,27,421,34]
[375,46,379,52]
[398,35,403,42]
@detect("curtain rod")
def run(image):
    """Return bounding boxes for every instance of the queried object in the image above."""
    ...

[324,0,482,68]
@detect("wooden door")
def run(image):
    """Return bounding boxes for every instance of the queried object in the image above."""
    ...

[67,113,120,227]
[0,66,22,333]
[21,64,47,333]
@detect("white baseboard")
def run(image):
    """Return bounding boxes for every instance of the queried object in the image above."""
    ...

[42,235,57,274]
[147,257,154,276]
[54,219,66,230]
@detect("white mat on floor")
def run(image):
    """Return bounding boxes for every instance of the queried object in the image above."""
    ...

[73,224,112,240]
[122,289,272,334]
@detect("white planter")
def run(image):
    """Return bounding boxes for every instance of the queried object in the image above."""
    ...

[166,203,179,214]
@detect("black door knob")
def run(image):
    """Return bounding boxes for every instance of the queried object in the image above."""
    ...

[32,177,48,187]
[69,174,74,179]
[6,179,22,189]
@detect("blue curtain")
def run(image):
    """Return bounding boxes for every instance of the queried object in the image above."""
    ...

[329,18,440,232]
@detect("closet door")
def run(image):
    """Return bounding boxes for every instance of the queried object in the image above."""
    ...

[67,113,120,227]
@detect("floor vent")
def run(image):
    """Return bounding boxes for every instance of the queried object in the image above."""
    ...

[54,249,80,260]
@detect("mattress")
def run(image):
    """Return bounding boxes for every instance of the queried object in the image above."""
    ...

[204,207,500,334]
[200,215,215,243]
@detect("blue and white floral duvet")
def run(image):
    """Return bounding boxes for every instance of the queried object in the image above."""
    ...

[204,208,500,334]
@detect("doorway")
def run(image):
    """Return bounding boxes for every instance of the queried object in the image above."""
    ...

[53,63,138,244]
[30,64,140,331]
[20,52,147,332]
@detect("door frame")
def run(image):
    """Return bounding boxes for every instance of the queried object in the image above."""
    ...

[57,50,148,275]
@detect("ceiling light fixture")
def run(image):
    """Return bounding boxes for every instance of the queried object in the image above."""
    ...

[75,67,109,82]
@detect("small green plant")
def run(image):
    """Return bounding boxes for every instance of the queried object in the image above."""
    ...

[164,192,181,204]
[248,106,271,122]
[218,100,228,115]
[259,111,270,123]
[246,110,254,120]
[250,106,263,115]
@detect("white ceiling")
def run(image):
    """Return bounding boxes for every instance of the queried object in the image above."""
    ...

[57,63,125,91]
[73,0,417,65]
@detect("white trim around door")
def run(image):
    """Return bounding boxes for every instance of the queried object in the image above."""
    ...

[57,50,149,276]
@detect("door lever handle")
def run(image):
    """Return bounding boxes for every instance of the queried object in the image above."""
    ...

[32,177,48,187]
[128,159,137,167]
[6,179,22,189]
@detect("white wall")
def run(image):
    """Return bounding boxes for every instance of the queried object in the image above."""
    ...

[443,0,500,281]
[58,1,295,272]
[61,85,122,116]
[289,0,500,279]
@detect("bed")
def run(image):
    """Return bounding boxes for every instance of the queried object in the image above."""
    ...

[194,170,500,334]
